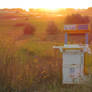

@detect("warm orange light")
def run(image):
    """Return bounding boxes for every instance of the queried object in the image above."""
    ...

[24,8,60,12]
[24,8,29,11]
[0,0,91,10]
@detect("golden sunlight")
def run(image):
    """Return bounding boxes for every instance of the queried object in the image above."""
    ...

[21,0,90,11]
[0,0,91,10]
[24,8,29,11]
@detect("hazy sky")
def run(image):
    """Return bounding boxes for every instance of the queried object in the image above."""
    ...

[0,0,92,9]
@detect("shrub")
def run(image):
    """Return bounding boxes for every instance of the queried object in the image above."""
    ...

[46,21,60,35]
[24,24,35,35]
[64,14,90,24]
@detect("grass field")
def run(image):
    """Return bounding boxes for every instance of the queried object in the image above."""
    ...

[0,13,92,92]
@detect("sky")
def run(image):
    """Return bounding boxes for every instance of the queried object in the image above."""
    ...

[0,0,92,10]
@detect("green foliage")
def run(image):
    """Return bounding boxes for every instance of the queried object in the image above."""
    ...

[65,14,90,24]
[46,21,60,35]
[0,10,92,92]
[24,23,35,35]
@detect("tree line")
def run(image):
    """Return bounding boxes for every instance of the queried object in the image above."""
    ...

[20,14,90,36]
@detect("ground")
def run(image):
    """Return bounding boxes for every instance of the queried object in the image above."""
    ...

[0,12,92,92]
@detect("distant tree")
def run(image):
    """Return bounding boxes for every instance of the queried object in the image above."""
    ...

[64,14,90,24]
[45,21,61,41]
[24,24,35,35]
[46,21,60,35]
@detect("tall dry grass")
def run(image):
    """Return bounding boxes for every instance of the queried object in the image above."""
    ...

[0,38,92,92]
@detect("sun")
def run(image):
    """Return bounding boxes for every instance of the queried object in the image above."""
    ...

[22,0,89,12]
[23,7,60,12]
[23,8,29,11]
[6,0,89,11]
[0,0,90,10]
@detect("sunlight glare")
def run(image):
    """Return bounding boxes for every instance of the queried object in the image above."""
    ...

[0,0,91,10]
[24,8,29,11]
[21,0,90,11]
